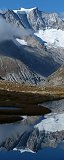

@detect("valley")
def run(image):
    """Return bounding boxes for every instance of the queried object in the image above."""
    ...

[0,6,64,159]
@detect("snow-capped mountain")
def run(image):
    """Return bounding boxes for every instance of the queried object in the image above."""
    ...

[0,111,64,152]
[0,8,63,84]
[14,7,64,31]
[13,7,64,63]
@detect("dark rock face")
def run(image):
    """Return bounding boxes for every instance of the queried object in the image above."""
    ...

[1,125,64,152]
[26,129,64,152]
[0,116,35,151]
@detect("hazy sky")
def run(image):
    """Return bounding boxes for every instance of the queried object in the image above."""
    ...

[0,0,64,13]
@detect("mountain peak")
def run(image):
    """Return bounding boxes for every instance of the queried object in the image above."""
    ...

[14,7,38,14]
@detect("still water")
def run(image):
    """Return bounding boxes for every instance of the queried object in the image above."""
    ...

[0,99,64,159]
[0,145,64,160]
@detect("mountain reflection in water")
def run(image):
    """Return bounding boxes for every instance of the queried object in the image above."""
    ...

[0,145,64,160]
[0,99,64,159]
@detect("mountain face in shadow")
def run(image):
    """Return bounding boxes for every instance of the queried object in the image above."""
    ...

[0,8,63,84]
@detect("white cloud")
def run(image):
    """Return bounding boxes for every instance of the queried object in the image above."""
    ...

[0,16,30,41]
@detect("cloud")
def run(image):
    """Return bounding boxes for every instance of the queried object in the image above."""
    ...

[0,16,30,41]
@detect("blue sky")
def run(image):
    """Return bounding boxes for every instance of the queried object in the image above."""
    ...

[0,0,64,13]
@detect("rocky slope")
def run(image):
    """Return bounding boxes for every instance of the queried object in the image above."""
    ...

[0,39,60,84]
[14,7,64,31]
[45,65,64,86]
[0,8,64,84]
[0,112,64,152]
[0,54,43,85]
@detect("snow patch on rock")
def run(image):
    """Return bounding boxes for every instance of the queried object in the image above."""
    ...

[16,38,27,46]
[13,148,35,153]
[35,113,64,133]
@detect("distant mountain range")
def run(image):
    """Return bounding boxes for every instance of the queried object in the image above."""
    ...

[0,7,64,85]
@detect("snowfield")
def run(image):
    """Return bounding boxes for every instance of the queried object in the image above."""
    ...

[35,29,64,48]
[16,38,27,46]
[13,8,64,50]
[14,7,37,14]
[35,113,64,132]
